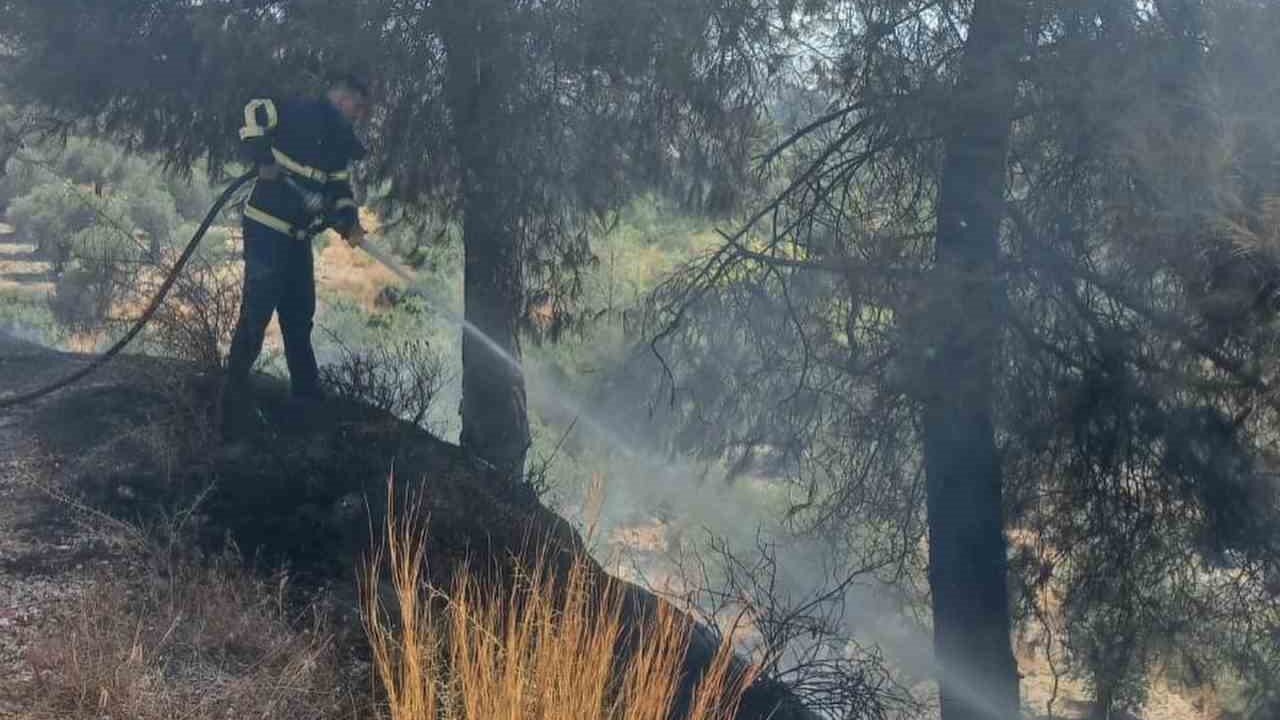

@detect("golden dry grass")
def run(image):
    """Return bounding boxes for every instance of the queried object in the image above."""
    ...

[20,559,351,720]
[363,485,759,720]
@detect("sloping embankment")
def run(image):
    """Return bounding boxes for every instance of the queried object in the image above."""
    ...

[0,336,815,720]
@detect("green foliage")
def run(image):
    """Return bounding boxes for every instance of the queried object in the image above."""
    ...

[0,153,41,210]
[2,135,231,332]
[167,166,217,224]
[54,137,126,189]
[6,182,97,270]
[0,296,66,348]
[115,171,181,253]
[0,125,242,368]
[377,210,464,281]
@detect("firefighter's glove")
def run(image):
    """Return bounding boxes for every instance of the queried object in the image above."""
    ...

[344,224,367,248]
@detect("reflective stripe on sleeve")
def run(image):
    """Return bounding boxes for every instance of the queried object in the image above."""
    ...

[240,99,278,140]
[271,148,336,183]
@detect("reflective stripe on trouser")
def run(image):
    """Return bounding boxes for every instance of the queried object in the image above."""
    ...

[226,220,321,397]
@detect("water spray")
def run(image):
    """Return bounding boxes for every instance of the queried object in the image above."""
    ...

[275,172,651,465]
[354,237,653,464]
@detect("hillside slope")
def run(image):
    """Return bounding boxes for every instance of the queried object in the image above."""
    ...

[0,333,814,720]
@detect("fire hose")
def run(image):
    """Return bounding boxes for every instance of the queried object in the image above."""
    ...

[281,175,419,284]
[0,168,422,410]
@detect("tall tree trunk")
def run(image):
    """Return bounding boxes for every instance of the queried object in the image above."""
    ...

[442,2,530,477]
[459,179,530,477]
[921,1,1024,719]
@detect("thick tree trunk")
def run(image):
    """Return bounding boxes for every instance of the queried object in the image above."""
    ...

[459,181,531,477]
[441,2,531,477]
[921,1,1025,719]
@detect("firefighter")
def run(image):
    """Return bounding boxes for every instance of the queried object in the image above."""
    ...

[222,74,370,435]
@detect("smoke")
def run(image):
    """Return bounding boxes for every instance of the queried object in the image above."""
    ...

[0,317,60,352]
[0,322,49,348]
[517,348,1033,719]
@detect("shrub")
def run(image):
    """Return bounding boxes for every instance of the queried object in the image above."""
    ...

[0,152,46,211]
[0,297,66,348]
[53,137,125,192]
[6,182,98,271]
[167,166,216,224]
[117,176,181,258]
[142,225,241,372]
[320,334,445,430]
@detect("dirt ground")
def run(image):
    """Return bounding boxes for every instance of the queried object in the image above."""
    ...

[0,224,54,300]
[0,335,145,717]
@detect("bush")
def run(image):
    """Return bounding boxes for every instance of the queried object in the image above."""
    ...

[6,183,98,271]
[142,227,242,372]
[53,137,125,191]
[167,166,217,224]
[49,266,114,332]
[0,153,46,212]
[116,174,180,258]
[0,297,67,348]
[315,292,460,433]
[321,334,445,430]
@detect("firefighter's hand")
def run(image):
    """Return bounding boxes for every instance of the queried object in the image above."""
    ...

[343,224,366,248]
[258,163,281,181]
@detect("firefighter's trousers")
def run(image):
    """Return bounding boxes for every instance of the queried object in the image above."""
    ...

[226,221,321,398]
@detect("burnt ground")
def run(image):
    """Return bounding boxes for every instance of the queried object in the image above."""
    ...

[0,334,146,715]
[0,335,814,720]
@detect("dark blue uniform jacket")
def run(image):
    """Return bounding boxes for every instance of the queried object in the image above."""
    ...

[238,97,365,239]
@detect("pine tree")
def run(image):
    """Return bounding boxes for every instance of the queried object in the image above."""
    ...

[647,2,1280,718]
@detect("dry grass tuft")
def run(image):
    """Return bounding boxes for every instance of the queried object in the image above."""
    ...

[22,556,354,720]
[364,484,759,720]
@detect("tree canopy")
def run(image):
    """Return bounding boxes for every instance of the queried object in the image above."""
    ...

[641,1,1280,717]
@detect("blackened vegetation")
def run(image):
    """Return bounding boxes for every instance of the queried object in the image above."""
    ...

[18,358,820,720]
